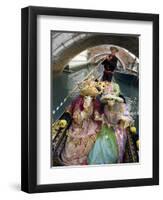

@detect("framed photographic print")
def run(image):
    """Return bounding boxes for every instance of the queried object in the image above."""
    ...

[21,6,159,193]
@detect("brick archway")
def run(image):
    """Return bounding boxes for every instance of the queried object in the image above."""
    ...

[52,32,139,73]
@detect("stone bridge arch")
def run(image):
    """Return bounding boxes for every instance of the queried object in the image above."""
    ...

[52,32,139,73]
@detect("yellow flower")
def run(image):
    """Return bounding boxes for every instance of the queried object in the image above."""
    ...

[59,119,67,128]
[136,140,139,149]
[130,126,137,134]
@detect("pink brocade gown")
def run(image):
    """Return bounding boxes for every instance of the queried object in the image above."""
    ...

[61,96,102,165]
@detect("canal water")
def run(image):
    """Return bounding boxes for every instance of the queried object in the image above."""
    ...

[52,64,139,132]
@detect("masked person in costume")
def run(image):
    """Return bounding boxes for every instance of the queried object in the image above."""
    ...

[102,88,133,163]
[61,78,104,165]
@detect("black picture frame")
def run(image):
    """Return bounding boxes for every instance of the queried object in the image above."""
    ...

[21,6,159,193]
